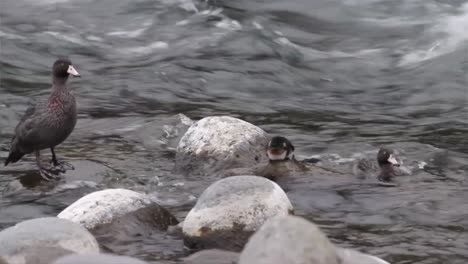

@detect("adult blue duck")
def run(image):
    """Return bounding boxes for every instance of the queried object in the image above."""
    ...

[4,58,80,179]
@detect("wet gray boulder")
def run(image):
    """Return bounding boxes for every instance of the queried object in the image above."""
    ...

[52,253,150,264]
[183,175,293,251]
[239,215,390,264]
[0,217,99,264]
[57,189,178,235]
[175,116,269,176]
[182,249,239,264]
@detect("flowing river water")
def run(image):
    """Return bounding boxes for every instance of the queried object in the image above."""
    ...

[1,0,467,263]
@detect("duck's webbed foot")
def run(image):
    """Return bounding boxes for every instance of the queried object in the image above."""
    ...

[35,150,62,181]
[49,147,74,171]
[49,160,75,171]
[38,165,62,181]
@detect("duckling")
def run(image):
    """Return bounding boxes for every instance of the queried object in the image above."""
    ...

[266,136,295,161]
[222,136,341,180]
[353,148,402,182]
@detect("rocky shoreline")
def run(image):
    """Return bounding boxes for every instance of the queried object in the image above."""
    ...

[0,116,389,264]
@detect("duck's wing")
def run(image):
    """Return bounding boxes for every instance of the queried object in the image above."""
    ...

[13,102,49,145]
[5,104,41,164]
[353,158,379,177]
[19,104,36,123]
[14,100,47,131]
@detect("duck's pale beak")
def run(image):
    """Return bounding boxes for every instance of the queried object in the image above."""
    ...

[67,65,81,77]
[387,154,399,166]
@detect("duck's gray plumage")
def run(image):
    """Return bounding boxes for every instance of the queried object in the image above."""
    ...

[13,87,76,153]
[353,148,406,182]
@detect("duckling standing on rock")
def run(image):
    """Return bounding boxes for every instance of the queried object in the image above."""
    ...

[353,148,402,183]
[4,58,80,180]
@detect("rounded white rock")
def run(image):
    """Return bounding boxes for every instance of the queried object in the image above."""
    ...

[239,215,340,264]
[239,215,390,264]
[0,217,99,264]
[183,175,293,250]
[175,116,269,176]
[57,188,174,230]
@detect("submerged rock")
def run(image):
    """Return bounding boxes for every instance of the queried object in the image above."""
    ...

[175,116,269,176]
[182,249,239,264]
[2,159,110,195]
[183,175,293,251]
[57,189,178,233]
[137,113,194,152]
[239,215,389,264]
[52,253,149,264]
[0,217,99,264]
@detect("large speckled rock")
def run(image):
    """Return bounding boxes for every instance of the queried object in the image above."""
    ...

[239,215,390,264]
[0,217,99,264]
[52,253,150,264]
[175,116,269,176]
[183,176,293,251]
[57,189,178,233]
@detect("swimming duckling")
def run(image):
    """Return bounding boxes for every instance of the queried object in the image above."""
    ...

[266,136,295,161]
[222,136,340,180]
[353,148,402,182]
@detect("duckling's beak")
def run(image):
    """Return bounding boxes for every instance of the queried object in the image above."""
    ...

[267,148,287,161]
[269,148,285,155]
[67,65,81,77]
[387,154,400,166]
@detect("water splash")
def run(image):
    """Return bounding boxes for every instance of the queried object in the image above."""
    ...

[399,3,468,65]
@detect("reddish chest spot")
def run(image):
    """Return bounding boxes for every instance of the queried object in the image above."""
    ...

[47,97,64,112]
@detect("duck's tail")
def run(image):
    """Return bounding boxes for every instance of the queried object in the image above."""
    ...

[5,151,25,166]
[4,137,25,166]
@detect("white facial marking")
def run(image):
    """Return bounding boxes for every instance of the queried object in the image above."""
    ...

[67,65,80,76]
[387,154,399,165]
[268,150,287,161]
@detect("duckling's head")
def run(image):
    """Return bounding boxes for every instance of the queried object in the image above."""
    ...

[377,148,400,167]
[267,136,295,161]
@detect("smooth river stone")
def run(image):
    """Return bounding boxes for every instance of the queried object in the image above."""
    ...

[58,189,178,235]
[239,215,390,264]
[0,217,99,264]
[183,175,293,251]
[175,116,269,176]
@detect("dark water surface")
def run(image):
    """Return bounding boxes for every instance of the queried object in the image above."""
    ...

[1,0,467,263]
